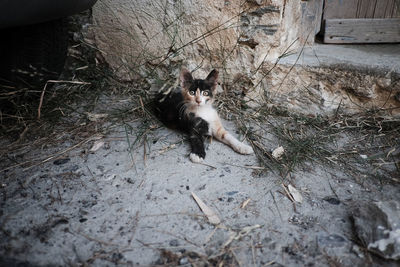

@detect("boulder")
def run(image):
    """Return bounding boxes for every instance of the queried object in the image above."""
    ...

[351,200,400,260]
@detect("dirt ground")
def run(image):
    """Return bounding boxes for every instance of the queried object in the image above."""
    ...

[1,89,399,266]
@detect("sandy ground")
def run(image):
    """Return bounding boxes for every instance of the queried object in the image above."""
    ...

[1,107,399,266]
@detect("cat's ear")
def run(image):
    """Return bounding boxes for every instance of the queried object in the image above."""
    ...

[180,68,193,90]
[206,69,219,91]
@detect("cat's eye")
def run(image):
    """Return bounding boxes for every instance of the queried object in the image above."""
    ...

[203,91,209,96]
[189,91,195,96]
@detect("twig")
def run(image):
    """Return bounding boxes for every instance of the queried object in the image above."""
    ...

[0,137,92,173]
[194,161,217,169]
[222,162,265,170]
[269,190,283,222]
[71,229,121,247]
[37,80,91,120]
[230,248,243,267]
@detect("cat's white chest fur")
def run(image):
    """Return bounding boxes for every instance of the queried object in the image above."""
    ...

[195,104,217,134]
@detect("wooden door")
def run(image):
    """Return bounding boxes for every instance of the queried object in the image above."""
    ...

[322,0,400,43]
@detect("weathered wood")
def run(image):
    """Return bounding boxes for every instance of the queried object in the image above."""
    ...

[324,18,400,43]
[357,0,376,18]
[373,0,399,18]
[385,0,396,18]
[356,0,376,19]
[299,0,324,44]
[323,0,399,19]
[392,0,400,17]
[323,0,360,19]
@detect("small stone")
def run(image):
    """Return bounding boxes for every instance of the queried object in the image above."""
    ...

[197,184,206,191]
[376,77,391,89]
[125,177,134,184]
[227,191,239,196]
[317,234,347,248]
[323,196,341,205]
[351,245,365,258]
[112,253,123,262]
[179,257,188,265]
[62,165,79,172]
[169,239,179,247]
[53,158,70,165]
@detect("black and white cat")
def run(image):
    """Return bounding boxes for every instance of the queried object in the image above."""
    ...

[154,68,253,163]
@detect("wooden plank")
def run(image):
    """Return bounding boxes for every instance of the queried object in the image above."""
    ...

[385,0,396,18]
[391,0,400,17]
[358,0,378,18]
[323,0,359,19]
[323,0,399,19]
[299,0,324,44]
[323,18,400,43]
[374,0,392,18]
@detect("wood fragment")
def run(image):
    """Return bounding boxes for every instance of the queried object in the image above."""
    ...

[223,224,262,247]
[90,140,105,152]
[324,18,400,43]
[191,192,221,225]
[240,198,251,209]
[86,112,109,122]
[195,161,217,169]
[223,162,265,170]
[387,147,396,158]
[288,184,303,203]
[282,184,295,203]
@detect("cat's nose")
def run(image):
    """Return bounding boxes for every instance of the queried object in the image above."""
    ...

[196,98,202,104]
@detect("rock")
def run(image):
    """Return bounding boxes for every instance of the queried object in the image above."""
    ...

[351,200,400,260]
[53,158,70,165]
[179,257,189,265]
[375,77,392,89]
[317,234,347,248]
[226,191,238,196]
[323,196,341,205]
[169,239,179,247]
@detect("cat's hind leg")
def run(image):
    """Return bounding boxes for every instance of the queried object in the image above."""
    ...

[212,118,253,155]
[188,116,209,163]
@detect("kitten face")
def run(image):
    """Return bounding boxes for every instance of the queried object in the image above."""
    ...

[185,81,213,106]
[180,69,218,107]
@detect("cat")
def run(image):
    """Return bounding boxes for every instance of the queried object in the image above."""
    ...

[154,68,253,163]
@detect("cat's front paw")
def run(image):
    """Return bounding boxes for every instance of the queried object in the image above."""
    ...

[190,153,204,163]
[235,143,254,155]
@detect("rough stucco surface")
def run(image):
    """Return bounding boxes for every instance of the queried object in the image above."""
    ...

[92,0,300,81]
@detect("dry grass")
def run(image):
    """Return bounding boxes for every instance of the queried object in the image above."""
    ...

[1,6,399,187]
[215,86,400,182]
